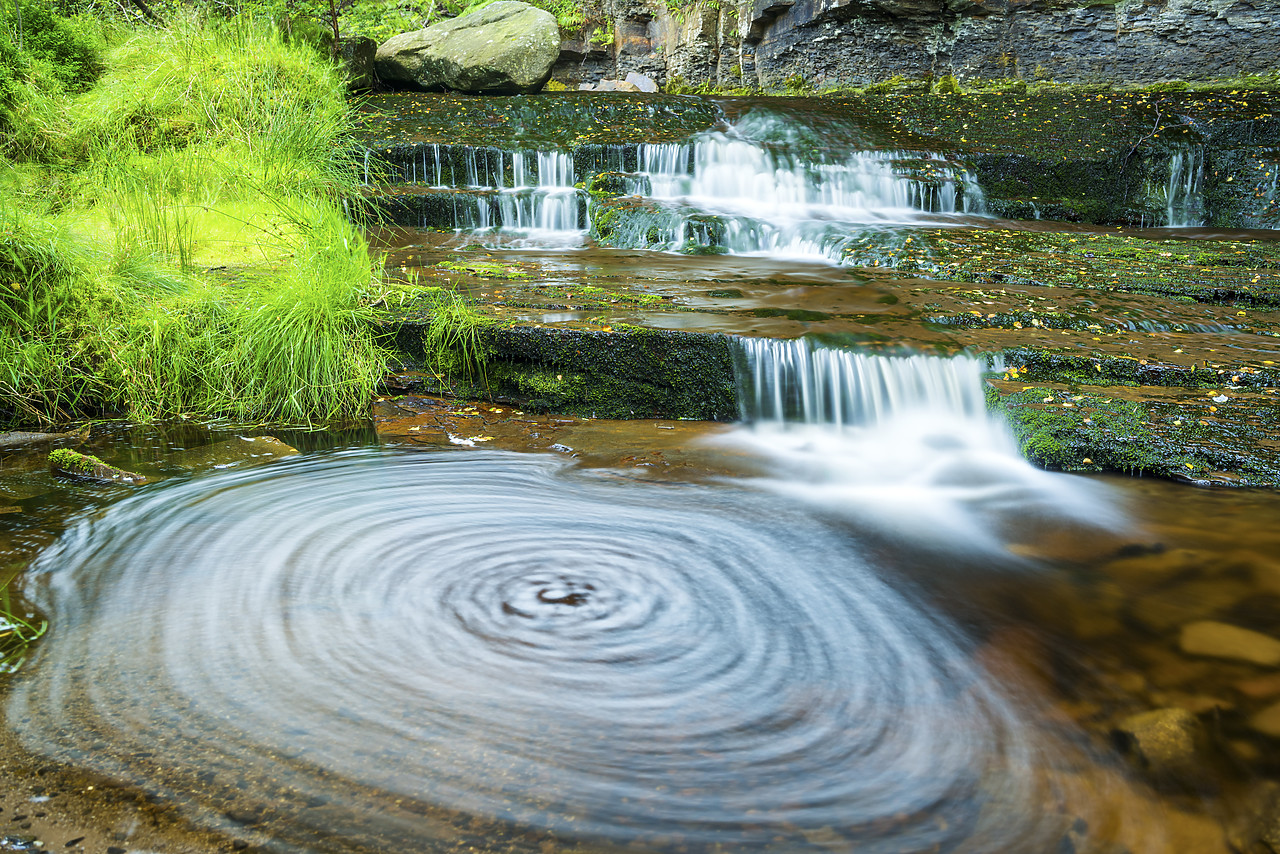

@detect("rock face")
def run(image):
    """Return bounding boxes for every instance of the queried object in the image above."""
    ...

[377,2,561,95]
[551,0,1279,89]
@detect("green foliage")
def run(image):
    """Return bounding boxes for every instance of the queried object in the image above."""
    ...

[416,288,491,386]
[1,13,389,428]
[70,16,349,163]
[0,1,105,157]
[3,0,104,90]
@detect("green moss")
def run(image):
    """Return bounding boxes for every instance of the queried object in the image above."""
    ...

[841,229,1280,307]
[995,387,1184,475]
[932,74,962,96]
[991,382,1280,486]
[391,323,737,420]
[48,448,102,473]
[439,261,530,280]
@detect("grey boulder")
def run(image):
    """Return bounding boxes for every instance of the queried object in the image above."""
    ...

[376,1,560,95]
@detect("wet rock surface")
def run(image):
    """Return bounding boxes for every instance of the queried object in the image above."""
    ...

[1112,707,1211,786]
[47,450,147,486]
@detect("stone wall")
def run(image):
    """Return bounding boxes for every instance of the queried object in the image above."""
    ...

[552,0,1280,87]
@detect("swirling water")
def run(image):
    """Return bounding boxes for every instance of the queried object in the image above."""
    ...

[7,443,1084,852]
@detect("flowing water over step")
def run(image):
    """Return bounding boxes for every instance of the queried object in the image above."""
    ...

[365,106,985,263]
[1162,147,1206,228]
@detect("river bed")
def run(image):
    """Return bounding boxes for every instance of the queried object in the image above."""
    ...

[2,400,1280,853]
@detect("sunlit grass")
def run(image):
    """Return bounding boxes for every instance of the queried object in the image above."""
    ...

[0,11,390,429]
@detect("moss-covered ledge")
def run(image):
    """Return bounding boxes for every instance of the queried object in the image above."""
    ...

[989,358,1280,488]
[390,322,738,420]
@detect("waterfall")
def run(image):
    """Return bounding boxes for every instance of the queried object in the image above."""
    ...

[733,336,990,428]
[625,119,985,260]
[1164,148,1205,227]
[365,109,986,257]
[722,337,1117,546]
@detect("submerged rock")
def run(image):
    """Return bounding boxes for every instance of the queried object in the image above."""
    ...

[1179,621,1280,667]
[165,436,299,472]
[624,72,658,93]
[376,1,560,95]
[1112,707,1210,786]
[0,425,89,448]
[48,449,147,485]
[578,79,641,92]
[1251,701,1280,739]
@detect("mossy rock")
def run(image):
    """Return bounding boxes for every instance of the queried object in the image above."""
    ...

[391,323,737,420]
[48,449,147,485]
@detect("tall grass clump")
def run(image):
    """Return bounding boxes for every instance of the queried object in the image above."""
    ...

[0,202,105,424]
[1,10,392,429]
[69,14,360,197]
[95,203,388,425]
[417,286,491,386]
[214,203,388,423]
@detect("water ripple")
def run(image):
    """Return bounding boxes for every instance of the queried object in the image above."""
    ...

[8,449,1054,852]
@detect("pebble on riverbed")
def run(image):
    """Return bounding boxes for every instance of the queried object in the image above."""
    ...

[1179,621,1280,667]
[1112,707,1213,789]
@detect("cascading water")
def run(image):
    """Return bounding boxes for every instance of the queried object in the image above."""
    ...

[1163,148,1206,227]
[369,144,590,240]
[368,108,986,262]
[631,114,986,260]
[723,338,1119,551]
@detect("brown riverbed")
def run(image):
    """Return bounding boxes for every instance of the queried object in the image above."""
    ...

[2,410,1279,854]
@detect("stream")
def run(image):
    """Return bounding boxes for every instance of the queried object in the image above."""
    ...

[2,93,1280,853]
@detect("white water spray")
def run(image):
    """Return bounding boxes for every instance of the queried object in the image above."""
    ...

[723,338,1121,551]
[370,110,987,259]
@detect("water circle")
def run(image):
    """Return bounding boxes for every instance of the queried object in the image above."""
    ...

[8,450,1058,852]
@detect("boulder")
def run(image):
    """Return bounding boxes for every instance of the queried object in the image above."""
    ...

[624,71,658,93]
[579,79,642,92]
[376,1,560,95]
[1179,620,1280,667]
[165,436,299,472]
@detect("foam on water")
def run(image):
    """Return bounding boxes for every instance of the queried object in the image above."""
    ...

[722,338,1122,552]
[370,109,986,260]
